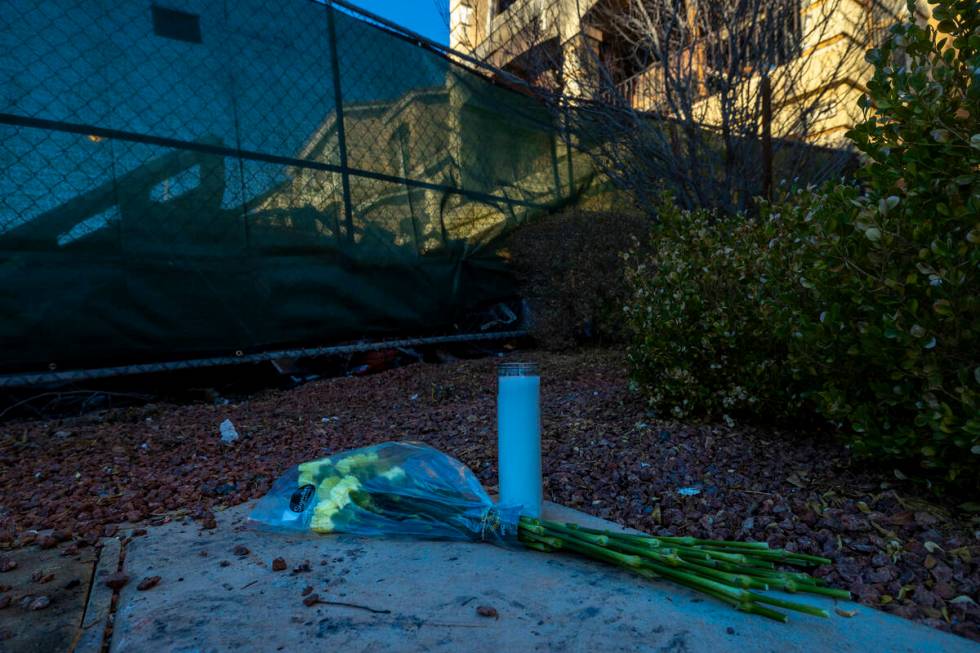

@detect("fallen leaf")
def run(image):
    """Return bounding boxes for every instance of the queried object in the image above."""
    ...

[948,547,971,563]
[950,595,978,607]
[923,541,943,554]
[835,607,858,618]
[787,473,807,488]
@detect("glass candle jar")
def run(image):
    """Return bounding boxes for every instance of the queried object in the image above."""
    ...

[497,362,542,518]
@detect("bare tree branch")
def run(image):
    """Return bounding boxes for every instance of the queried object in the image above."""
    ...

[466,0,893,213]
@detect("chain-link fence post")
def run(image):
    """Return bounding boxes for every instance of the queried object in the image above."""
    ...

[326,1,355,243]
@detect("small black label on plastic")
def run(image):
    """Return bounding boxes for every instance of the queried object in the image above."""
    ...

[290,484,316,512]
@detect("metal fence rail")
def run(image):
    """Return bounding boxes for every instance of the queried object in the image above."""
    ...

[0,330,528,387]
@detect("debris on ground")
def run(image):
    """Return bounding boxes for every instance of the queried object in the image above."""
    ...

[25,595,50,611]
[29,596,50,610]
[0,349,977,640]
[219,419,240,444]
[291,560,311,574]
[105,572,129,591]
[271,558,287,572]
[302,593,319,607]
[476,605,499,619]
[137,576,161,591]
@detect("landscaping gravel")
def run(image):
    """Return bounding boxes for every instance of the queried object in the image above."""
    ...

[0,348,977,641]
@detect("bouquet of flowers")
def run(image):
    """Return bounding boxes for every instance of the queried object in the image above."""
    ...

[250,442,849,622]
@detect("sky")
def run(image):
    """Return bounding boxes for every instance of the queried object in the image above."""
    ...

[344,0,450,45]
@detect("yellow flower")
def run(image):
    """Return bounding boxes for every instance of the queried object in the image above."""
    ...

[309,475,361,533]
[318,475,342,493]
[335,452,379,475]
[311,502,340,533]
[328,475,361,509]
[297,457,334,487]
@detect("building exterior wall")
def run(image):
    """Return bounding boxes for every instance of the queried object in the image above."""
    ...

[451,0,912,144]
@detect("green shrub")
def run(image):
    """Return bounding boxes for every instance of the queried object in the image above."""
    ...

[623,194,806,422]
[773,0,979,479]
[507,209,648,349]
[625,0,978,481]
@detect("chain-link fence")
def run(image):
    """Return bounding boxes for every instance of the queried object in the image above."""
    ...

[0,0,600,377]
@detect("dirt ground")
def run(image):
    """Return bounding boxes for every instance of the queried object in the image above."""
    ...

[0,348,977,642]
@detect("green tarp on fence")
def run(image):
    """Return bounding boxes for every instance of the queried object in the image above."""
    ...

[0,0,597,375]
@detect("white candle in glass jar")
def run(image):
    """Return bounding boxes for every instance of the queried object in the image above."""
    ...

[497,362,542,518]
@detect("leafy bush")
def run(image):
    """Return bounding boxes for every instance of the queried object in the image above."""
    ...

[623,194,806,422]
[778,0,979,479]
[625,0,979,480]
[507,209,648,349]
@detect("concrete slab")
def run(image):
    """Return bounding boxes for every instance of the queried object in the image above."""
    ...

[0,542,97,651]
[75,536,122,653]
[110,503,974,653]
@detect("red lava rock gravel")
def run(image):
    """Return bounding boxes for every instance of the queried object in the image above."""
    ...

[0,349,977,641]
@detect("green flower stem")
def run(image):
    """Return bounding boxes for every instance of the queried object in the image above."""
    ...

[747,592,830,618]
[656,536,772,550]
[556,526,768,591]
[517,517,847,621]
[706,561,849,598]
[521,541,555,553]
[779,583,852,600]
[544,525,753,603]
[704,546,831,567]
[742,602,790,623]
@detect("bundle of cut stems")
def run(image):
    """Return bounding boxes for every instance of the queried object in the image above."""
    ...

[518,516,850,622]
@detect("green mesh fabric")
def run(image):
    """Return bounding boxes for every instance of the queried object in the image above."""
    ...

[0,1,598,373]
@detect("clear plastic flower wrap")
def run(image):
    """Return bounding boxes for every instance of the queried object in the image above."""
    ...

[249,441,521,545]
